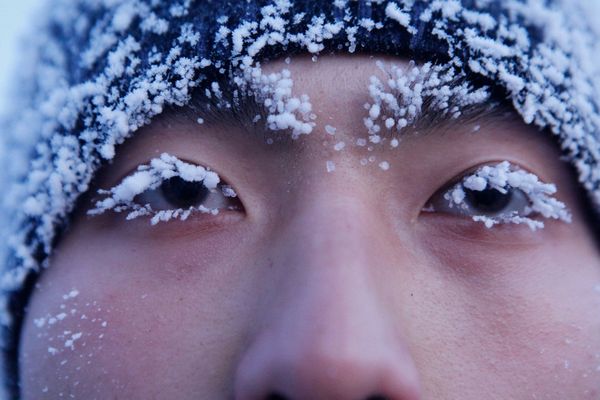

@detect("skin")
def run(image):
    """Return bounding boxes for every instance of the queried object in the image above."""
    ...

[19,55,600,399]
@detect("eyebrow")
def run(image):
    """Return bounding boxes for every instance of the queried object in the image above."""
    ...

[389,91,512,138]
[162,86,299,146]
[160,77,514,144]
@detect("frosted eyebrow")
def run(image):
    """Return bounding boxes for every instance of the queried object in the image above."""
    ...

[159,71,512,144]
[407,95,509,133]
[160,88,297,146]
[364,62,514,141]
[379,96,510,140]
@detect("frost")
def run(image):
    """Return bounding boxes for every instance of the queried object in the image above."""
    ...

[88,153,234,225]
[441,161,572,230]
[64,332,83,350]
[33,318,46,328]
[326,160,336,173]
[379,161,390,171]
[356,138,367,147]
[233,66,315,138]
[221,185,237,198]
[325,124,337,135]
[364,61,490,142]
[334,142,345,151]
[385,2,413,32]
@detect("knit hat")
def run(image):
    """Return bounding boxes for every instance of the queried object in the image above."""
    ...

[1,0,599,396]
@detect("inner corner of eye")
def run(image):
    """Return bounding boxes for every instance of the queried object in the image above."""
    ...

[421,202,436,213]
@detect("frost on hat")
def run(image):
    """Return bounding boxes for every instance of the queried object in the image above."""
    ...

[0,0,599,394]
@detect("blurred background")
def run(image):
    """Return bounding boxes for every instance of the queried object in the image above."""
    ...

[0,0,44,115]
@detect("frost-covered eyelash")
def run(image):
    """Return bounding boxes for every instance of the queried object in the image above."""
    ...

[442,161,572,231]
[87,153,236,225]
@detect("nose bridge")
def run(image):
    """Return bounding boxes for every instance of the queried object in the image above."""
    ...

[233,183,422,399]
[266,187,393,357]
[279,175,389,273]
[272,187,391,319]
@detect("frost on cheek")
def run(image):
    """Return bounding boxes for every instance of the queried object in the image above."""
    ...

[442,161,572,231]
[87,153,234,225]
[28,288,113,395]
[32,289,108,354]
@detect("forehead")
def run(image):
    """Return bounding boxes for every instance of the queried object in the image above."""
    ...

[261,54,399,100]
[154,53,526,153]
[125,54,561,183]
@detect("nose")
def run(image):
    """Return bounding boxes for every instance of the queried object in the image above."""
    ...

[233,190,422,400]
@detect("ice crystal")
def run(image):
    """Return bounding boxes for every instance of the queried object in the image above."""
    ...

[364,61,490,142]
[334,141,346,151]
[232,66,314,138]
[442,161,572,230]
[88,153,233,225]
[326,160,336,173]
[379,161,391,171]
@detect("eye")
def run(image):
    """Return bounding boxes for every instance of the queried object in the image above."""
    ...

[430,185,530,218]
[136,176,237,212]
[423,161,572,230]
[88,153,242,225]
[463,187,515,214]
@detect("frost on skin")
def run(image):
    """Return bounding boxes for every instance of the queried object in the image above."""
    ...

[32,288,108,356]
[334,141,345,151]
[436,161,572,230]
[326,160,336,173]
[88,153,234,225]
[325,125,337,135]
[28,289,113,396]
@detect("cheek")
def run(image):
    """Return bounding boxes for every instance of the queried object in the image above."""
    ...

[410,231,600,398]
[20,287,119,397]
[19,229,262,399]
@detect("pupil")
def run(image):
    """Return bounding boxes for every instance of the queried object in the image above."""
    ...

[160,177,210,209]
[464,187,512,214]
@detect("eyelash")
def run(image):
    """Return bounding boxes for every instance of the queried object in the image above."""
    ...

[423,161,572,231]
[91,156,570,231]
[87,153,240,225]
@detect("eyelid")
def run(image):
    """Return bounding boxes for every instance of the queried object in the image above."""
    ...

[87,153,238,225]
[424,160,572,231]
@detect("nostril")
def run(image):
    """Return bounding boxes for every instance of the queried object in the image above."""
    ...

[265,392,289,400]
[365,396,390,400]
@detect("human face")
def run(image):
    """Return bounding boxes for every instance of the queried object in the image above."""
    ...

[19,55,600,399]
